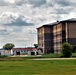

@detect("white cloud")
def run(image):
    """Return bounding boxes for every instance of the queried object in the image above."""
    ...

[5,0,15,3]
[0,11,34,26]
[0,25,13,34]
[0,0,46,7]
[22,27,37,35]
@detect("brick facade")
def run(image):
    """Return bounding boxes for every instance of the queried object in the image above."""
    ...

[37,18,76,54]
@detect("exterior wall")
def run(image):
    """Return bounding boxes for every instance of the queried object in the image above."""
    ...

[67,22,76,47]
[11,49,13,55]
[53,23,62,54]
[13,50,27,55]
[0,49,39,56]
[28,50,41,56]
[13,51,16,55]
[37,27,45,53]
[12,48,37,55]
[37,26,53,54]
[44,27,53,54]
[0,50,11,56]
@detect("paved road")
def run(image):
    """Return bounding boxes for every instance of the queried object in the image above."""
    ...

[33,58,76,60]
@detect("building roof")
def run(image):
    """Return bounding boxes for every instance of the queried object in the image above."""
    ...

[13,48,37,51]
[37,18,76,29]
[61,18,76,22]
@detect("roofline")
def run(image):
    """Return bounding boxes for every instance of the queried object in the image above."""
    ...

[37,22,60,29]
[37,18,76,29]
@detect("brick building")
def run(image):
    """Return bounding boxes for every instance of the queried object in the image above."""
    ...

[37,18,76,54]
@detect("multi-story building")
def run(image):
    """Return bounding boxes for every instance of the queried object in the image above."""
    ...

[37,18,76,54]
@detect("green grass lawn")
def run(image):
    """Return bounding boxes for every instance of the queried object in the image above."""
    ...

[0,59,76,75]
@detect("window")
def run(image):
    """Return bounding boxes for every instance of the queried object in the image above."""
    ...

[21,51,23,52]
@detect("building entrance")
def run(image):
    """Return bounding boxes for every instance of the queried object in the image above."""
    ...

[16,51,20,55]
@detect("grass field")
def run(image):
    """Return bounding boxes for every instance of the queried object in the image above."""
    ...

[0,59,76,75]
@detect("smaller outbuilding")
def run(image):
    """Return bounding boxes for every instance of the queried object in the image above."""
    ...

[0,50,11,56]
[0,47,43,56]
[12,47,42,56]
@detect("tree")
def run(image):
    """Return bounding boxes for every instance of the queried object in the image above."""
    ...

[34,44,38,48]
[61,42,72,57]
[3,43,15,50]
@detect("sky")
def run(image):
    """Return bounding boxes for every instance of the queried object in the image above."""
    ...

[0,0,76,48]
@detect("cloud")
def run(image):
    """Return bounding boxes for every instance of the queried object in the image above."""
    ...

[13,0,46,7]
[53,8,71,14]
[0,0,9,6]
[0,12,34,26]
[0,0,16,6]
[0,0,46,7]
[0,0,76,9]
[22,27,37,35]
[0,0,25,6]
[46,0,71,7]
[16,38,30,42]
[26,0,46,7]
[55,0,70,7]
[4,17,34,26]
[0,26,13,35]
[14,0,27,6]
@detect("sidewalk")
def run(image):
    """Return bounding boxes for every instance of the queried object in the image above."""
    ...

[33,58,76,60]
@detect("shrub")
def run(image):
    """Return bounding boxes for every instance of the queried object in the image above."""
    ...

[61,42,72,58]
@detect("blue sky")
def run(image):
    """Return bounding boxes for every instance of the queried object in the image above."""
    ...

[0,0,76,48]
